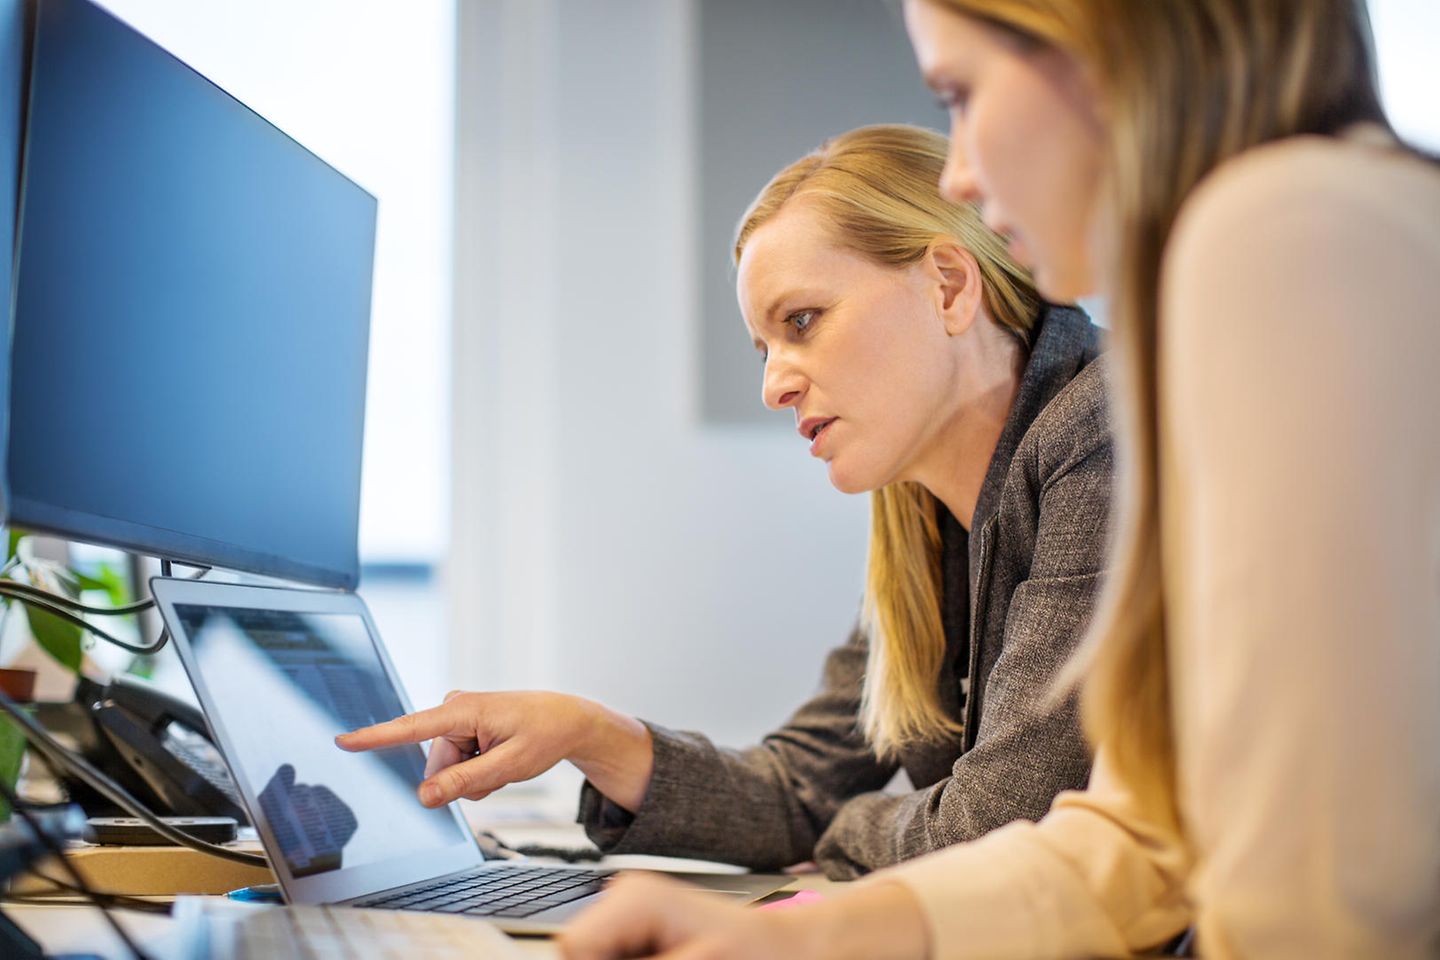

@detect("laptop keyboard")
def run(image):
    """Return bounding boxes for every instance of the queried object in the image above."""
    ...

[354,865,611,919]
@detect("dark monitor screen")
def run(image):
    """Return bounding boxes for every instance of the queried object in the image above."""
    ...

[0,0,30,523]
[8,0,376,588]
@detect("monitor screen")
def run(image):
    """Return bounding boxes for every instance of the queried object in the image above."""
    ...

[172,603,462,880]
[0,0,31,523]
[8,0,375,587]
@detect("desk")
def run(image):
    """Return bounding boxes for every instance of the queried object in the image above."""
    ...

[8,875,842,958]
[7,817,844,958]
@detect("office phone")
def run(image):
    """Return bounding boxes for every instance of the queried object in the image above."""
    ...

[38,676,248,824]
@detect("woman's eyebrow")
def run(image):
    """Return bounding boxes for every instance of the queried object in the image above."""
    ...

[745,294,787,333]
[760,288,819,323]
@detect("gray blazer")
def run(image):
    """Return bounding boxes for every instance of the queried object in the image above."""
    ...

[578,306,1110,879]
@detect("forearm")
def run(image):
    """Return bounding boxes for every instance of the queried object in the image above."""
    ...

[813,789,936,878]
[781,881,931,960]
[567,699,654,814]
[577,633,891,867]
[815,719,1090,879]
[578,724,829,868]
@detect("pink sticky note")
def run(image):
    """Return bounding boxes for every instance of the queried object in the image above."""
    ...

[758,889,825,911]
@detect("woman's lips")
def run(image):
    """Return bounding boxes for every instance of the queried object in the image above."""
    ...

[807,418,836,457]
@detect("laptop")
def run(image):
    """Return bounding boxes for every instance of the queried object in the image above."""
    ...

[150,577,789,936]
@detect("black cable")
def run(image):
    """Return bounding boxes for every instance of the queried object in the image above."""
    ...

[0,781,154,960]
[0,590,167,655]
[0,691,267,868]
[0,560,209,656]
[0,581,154,616]
[507,842,605,863]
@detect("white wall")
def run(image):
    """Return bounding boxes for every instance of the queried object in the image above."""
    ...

[447,0,870,749]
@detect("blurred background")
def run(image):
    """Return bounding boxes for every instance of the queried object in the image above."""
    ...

[18,0,1440,808]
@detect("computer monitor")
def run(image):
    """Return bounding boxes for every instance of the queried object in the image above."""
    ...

[0,0,30,524]
[7,0,376,589]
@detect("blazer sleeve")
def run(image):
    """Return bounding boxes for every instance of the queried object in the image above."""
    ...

[576,626,899,871]
[812,431,1105,877]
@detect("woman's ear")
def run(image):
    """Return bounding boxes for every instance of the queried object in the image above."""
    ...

[926,240,984,337]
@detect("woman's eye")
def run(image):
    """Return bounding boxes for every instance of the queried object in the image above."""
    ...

[935,87,970,114]
[786,309,818,332]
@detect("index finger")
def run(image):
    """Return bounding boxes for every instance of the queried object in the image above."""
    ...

[335,704,457,752]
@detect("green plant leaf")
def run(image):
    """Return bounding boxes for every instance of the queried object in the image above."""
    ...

[23,604,84,674]
[73,562,130,607]
[5,529,23,565]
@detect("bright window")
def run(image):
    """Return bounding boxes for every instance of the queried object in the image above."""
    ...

[1372,0,1440,151]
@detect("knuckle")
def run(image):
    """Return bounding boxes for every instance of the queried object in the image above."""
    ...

[436,768,465,797]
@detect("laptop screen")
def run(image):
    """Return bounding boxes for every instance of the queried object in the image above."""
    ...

[173,604,462,879]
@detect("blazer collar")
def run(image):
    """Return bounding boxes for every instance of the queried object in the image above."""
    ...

[970,304,1103,532]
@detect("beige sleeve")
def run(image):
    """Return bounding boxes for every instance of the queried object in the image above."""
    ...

[871,750,1192,959]
[1158,140,1440,958]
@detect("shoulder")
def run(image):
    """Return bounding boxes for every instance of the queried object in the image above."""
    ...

[1162,132,1440,381]
[1018,356,1113,488]
[1177,129,1437,225]
[1165,133,1440,321]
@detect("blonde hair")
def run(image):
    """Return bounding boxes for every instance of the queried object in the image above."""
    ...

[733,124,1042,757]
[923,0,1389,820]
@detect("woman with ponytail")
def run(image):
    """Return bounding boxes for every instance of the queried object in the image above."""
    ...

[341,123,1113,882]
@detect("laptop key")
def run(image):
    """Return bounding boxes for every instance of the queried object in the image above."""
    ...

[545,884,605,904]
[491,903,551,918]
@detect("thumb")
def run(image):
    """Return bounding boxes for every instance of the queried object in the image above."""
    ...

[419,740,527,806]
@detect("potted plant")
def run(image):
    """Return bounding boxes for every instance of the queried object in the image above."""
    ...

[0,529,134,821]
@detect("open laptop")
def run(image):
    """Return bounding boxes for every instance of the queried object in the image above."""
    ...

[150,577,788,936]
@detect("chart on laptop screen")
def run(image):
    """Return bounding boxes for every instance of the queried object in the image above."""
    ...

[175,605,460,878]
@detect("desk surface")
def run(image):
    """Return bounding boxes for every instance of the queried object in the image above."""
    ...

[8,817,844,958]
[9,875,840,959]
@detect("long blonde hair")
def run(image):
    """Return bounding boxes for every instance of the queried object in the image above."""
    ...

[923,0,1389,819]
[734,125,1042,757]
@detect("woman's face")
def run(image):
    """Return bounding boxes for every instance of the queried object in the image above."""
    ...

[736,202,971,495]
[904,0,1103,301]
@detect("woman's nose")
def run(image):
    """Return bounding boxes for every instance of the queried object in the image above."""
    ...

[940,155,981,205]
[761,356,803,411]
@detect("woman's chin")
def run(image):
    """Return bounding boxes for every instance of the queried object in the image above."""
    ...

[825,461,876,496]
[1032,253,1097,304]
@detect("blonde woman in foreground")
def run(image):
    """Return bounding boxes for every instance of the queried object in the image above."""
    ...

[558,0,1440,957]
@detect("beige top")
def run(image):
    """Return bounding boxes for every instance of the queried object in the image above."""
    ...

[877,130,1440,958]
